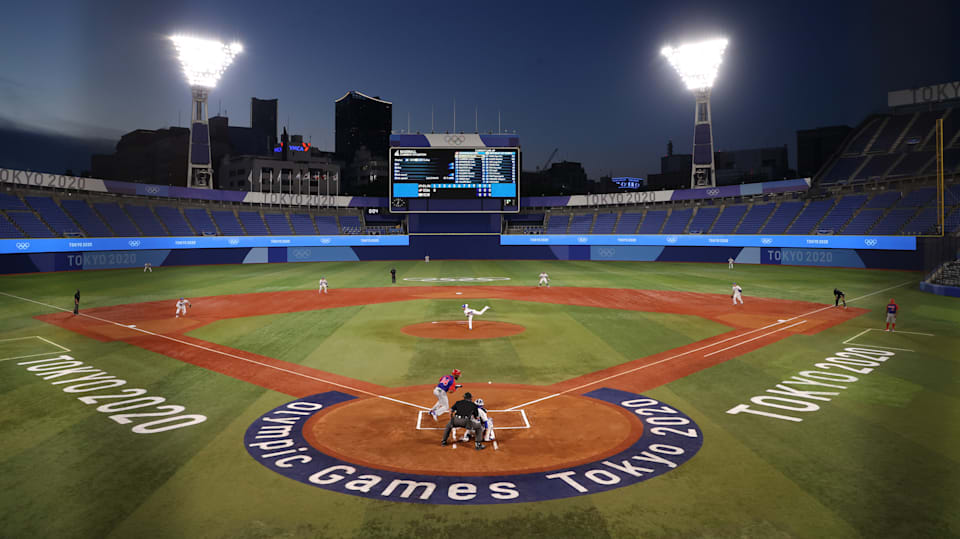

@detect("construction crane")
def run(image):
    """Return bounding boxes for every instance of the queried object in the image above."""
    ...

[538,148,559,172]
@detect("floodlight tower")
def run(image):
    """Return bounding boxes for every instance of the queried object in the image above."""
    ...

[661,38,728,188]
[170,35,243,189]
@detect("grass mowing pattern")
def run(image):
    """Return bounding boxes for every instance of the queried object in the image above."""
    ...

[0,260,957,538]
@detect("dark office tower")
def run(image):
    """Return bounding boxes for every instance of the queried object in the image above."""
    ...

[335,91,392,163]
[251,98,278,154]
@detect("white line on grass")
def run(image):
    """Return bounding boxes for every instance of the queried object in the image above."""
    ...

[0,335,71,362]
[506,279,916,411]
[0,291,428,411]
[851,344,916,352]
[35,336,70,352]
[843,329,872,344]
[0,336,44,343]
[702,320,807,357]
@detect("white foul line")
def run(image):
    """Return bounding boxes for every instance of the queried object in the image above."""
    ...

[703,320,807,358]
[507,279,916,411]
[843,329,872,344]
[0,291,428,411]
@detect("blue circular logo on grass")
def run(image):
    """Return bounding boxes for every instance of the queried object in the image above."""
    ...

[244,388,703,504]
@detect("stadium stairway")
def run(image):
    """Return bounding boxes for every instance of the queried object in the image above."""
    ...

[686,206,720,234]
[662,208,692,234]
[154,206,196,236]
[614,212,642,234]
[761,201,804,234]
[6,210,55,237]
[61,199,113,237]
[592,213,617,234]
[290,213,319,235]
[184,208,220,236]
[237,211,269,235]
[0,212,25,238]
[25,196,82,237]
[735,203,775,234]
[638,210,667,234]
[709,205,748,234]
[263,213,293,235]
[120,204,164,236]
[787,199,836,234]
[211,210,246,235]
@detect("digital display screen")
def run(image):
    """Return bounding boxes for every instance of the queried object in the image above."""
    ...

[389,147,519,213]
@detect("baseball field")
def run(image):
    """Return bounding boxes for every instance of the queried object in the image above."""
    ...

[0,260,957,538]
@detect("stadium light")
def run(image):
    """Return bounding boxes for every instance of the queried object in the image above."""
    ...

[169,35,243,189]
[661,38,728,188]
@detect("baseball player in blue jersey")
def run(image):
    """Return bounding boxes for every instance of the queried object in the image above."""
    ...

[462,304,490,330]
[428,369,462,421]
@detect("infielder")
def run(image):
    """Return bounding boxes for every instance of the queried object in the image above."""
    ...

[732,283,744,305]
[462,303,490,330]
[728,257,734,269]
[428,369,462,421]
[538,272,550,287]
[459,397,495,442]
[318,277,328,295]
[885,298,898,331]
[175,297,192,318]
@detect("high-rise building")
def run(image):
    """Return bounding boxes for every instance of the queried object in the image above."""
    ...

[251,98,278,153]
[335,91,392,192]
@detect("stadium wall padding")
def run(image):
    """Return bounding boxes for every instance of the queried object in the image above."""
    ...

[0,237,922,274]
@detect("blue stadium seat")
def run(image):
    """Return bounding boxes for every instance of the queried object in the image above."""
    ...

[7,211,55,237]
[314,216,340,235]
[0,193,27,210]
[844,118,883,155]
[592,213,617,234]
[851,154,899,182]
[638,210,667,234]
[154,206,195,235]
[183,208,218,235]
[868,114,913,153]
[901,207,938,235]
[121,204,164,236]
[898,187,936,207]
[614,213,642,234]
[735,203,774,234]
[710,205,747,234]
[760,201,803,234]
[211,210,246,235]
[840,208,883,234]
[60,199,113,237]
[820,157,864,185]
[24,196,81,236]
[546,214,570,234]
[289,214,317,235]
[687,207,719,233]
[887,152,934,178]
[661,208,692,234]
[568,214,593,234]
[339,215,363,234]
[787,200,835,234]
[817,195,867,233]
[869,208,917,235]
[263,213,293,235]
[0,213,24,238]
[865,191,901,209]
[238,211,269,235]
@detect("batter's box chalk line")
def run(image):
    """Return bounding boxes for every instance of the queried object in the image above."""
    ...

[0,335,71,363]
[415,409,530,431]
[842,328,935,352]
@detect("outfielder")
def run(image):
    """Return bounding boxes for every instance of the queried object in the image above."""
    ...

[459,397,495,442]
[538,272,550,287]
[428,369,462,421]
[885,298,898,331]
[732,283,744,305]
[728,257,734,269]
[175,298,192,318]
[143,262,153,272]
[462,303,490,330]
[318,277,328,295]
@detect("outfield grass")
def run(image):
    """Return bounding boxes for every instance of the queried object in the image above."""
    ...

[0,260,957,538]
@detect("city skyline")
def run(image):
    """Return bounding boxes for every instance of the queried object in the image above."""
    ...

[0,0,957,179]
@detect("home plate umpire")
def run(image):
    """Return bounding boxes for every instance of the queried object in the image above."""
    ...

[440,392,486,450]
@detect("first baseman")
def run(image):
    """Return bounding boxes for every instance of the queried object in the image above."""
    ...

[885,298,898,331]
[175,297,192,318]
[732,283,743,305]
[429,369,462,421]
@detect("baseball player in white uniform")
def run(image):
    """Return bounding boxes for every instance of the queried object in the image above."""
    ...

[459,397,495,442]
[538,272,550,287]
[728,257,734,269]
[175,298,192,318]
[318,277,328,295]
[462,304,490,330]
[143,262,153,272]
[732,283,744,305]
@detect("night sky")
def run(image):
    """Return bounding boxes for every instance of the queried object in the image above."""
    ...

[0,0,957,177]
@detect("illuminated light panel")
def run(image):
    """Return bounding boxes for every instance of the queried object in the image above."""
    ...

[661,38,729,91]
[170,35,243,88]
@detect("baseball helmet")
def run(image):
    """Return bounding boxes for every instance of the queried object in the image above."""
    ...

[461,304,467,308]
[475,398,484,407]
[452,368,462,376]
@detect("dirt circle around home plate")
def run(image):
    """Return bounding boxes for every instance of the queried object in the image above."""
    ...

[303,386,642,476]
[401,320,527,340]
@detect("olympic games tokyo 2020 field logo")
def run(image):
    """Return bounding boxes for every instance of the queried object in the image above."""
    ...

[244,388,703,504]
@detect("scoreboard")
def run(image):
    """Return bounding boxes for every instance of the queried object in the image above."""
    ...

[390,147,519,213]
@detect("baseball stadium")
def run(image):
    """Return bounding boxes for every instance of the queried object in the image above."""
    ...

[1,6,959,539]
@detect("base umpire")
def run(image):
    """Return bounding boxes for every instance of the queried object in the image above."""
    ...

[441,392,485,450]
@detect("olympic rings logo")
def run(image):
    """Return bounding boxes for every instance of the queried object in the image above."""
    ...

[292,249,311,259]
[402,277,511,282]
[706,189,720,196]
[864,238,878,247]
[665,236,678,243]
[320,238,332,244]
[443,135,465,145]
[598,248,615,257]
[145,186,160,194]
[127,240,141,247]
[761,238,773,245]
[15,242,30,250]
[227,238,240,245]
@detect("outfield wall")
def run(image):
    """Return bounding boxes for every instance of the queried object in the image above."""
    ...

[0,235,923,273]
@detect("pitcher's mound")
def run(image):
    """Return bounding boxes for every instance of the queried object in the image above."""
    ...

[402,320,526,339]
